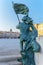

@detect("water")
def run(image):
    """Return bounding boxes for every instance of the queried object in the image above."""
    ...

[0,37,43,65]
[0,37,43,52]
[0,39,21,65]
[0,39,20,52]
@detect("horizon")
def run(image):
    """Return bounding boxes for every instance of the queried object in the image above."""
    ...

[0,0,43,31]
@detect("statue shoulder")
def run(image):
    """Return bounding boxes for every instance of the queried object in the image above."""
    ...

[16,22,23,29]
[16,24,20,29]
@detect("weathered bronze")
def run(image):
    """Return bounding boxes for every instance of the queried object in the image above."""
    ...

[13,3,41,65]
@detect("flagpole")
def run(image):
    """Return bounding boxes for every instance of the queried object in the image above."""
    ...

[12,1,20,23]
[16,14,20,23]
[12,2,29,24]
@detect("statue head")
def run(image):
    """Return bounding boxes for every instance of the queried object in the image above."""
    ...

[22,15,33,24]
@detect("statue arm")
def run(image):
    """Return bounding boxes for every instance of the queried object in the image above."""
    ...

[30,24,38,37]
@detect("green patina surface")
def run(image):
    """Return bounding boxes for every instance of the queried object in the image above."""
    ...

[13,3,41,65]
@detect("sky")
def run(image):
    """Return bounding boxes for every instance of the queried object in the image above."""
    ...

[0,0,43,31]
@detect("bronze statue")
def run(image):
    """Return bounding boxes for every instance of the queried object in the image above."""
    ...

[12,3,41,65]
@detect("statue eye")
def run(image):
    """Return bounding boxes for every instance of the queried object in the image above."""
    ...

[26,22,28,24]
[24,19,27,21]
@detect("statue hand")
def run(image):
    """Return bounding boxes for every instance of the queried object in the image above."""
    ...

[20,50,25,55]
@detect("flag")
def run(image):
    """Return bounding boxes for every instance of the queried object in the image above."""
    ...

[13,3,29,15]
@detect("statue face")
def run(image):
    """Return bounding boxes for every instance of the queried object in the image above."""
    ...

[22,16,33,24]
